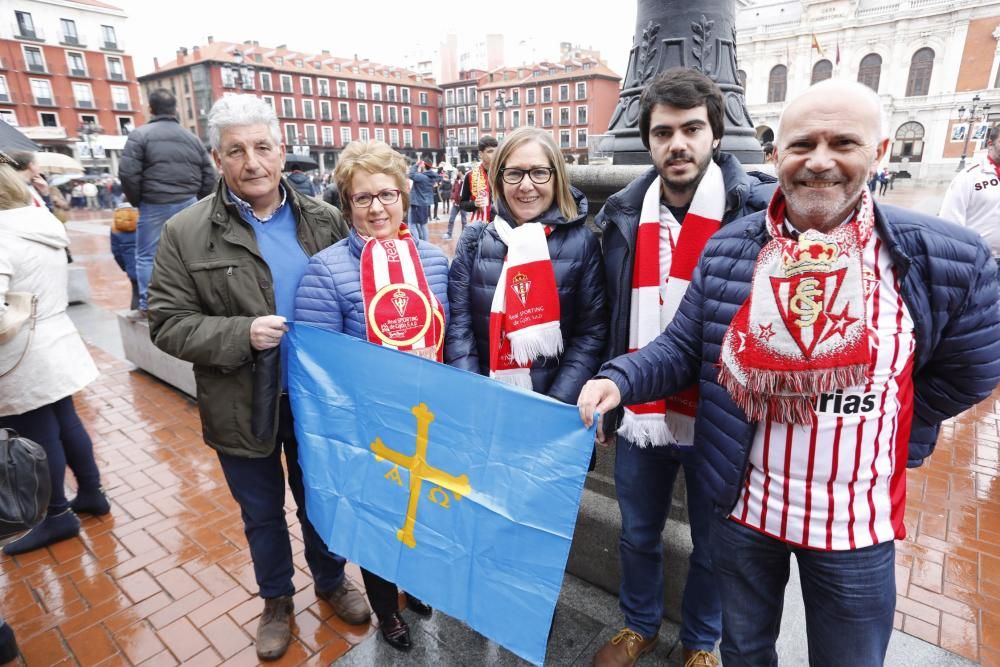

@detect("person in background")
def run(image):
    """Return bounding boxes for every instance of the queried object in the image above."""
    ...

[285,167,315,198]
[459,135,498,222]
[444,167,467,240]
[118,88,216,320]
[295,140,445,652]
[8,151,50,209]
[110,203,140,310]
[0,163,110,556]
[147,95,364,662]
[82,180,99,210]
[407,160,437,241]
[438,167,451,218]
[939,123,1000,271]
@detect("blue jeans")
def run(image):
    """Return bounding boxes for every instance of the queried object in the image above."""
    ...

[409,204,429,241]
[615,440,720,649]
[216,397,347,599]
[711,517,896,666]
[136,198,195,310]
[447,204,467,236]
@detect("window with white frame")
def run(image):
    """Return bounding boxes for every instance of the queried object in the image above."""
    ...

[66,51,87,77]
[389,106,398,123]
[421,132,429,148]
[356,81,367,99]
[469,127,477,145]
[30,79,53,104]
[359,127,370,142]
[315,78,327,96]
[446,108,455,124]
[389,128,399,146]
[576,105,587,125]
[372,84,382,100]
[542,86,552,103]
[106,56,125,81]
[526,109,535,126]
[542,108,552,127]
[560,107,570,125]
[39,112,59,127]
[358,103,368,123]
[322,126,333,145]
[0,76,9,103]
[374,128,385,142]
[576,81,586,99]
[262,95,275,111]
[403,129,412,146]
[302,99,315,119]
[458,128,467,144]
[387,86,396,102]
[446,89,454,105]
[559,84,569,101]
[419,110,429,126]
[300,77,313,95]
[23,46,45,73]
[0,109,17,126]
[222,67,236,88]
[482,111,491,130]
[577,129,587,148]
[304,124,317,144]
[458,107,466,123]
[282,98,294,117]
[72,82,93,107]
[337,80,348,97]
[401,87,410,103]
[319,100,331,120]
[340,126,352,145]
[260,72,272,90]
[402,107,411,125]
[419,91,428,105]
[560,130,570,148]
[280,74,293,93]
[512,110,520,128]
[374,105,383,123]
[284,123,298,144]
[339,101,350,121]
[110,86,130,109]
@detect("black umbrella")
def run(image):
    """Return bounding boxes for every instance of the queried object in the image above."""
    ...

[283,154,318,171]
[0,122,40,155]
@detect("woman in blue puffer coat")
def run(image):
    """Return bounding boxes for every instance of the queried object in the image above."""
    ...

[445,127,607,405]
[294,141,448,652]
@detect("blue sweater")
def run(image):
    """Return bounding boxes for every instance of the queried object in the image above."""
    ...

[294,230,450,340]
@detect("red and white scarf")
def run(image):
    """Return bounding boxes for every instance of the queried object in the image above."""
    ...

[488,217,562,389]
[470,164,491,222]
[718,188,874,424]
[619,161,725,447]
[360,224,445,361]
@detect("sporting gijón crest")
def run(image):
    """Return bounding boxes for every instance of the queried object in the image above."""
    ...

[770,267,854,359]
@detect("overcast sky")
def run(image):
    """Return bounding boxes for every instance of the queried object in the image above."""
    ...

[115,1,638,83]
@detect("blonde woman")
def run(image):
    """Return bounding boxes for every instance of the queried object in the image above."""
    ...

[0,164,109,556]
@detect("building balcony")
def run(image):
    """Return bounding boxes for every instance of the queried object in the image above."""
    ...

[25,62,48,74]
[33,96,58,107]
[322,139,334,145]
[113,101,132,111]
[13,24,44,42]
[69,68,89,78]
[303,112,315,120]
[320,113,332,121]
[101,40,124,52]
[261,83,273,92]
[0,92,11,103]
[61,34,85,47]
[339,115,351,122]
[108,71,125,82]
[559,119,571,126]
[75,99,95,109]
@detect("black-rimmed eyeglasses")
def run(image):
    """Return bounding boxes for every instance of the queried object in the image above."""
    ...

[499,167,555,185]
[350,188,401,208]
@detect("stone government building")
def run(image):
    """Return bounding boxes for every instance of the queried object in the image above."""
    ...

[736,0,1000,182]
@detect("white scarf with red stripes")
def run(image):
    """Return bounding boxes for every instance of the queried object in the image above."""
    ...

[619,161,725,447]
[360,225,445,361]
[488,217,562,389]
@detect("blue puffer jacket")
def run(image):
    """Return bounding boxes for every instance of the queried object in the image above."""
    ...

[445,187,608,404]
[595,153,776,432]
[294,230,450,338]
[598,203,1000,515]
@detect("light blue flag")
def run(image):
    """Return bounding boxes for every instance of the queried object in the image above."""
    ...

[287,324,595,666]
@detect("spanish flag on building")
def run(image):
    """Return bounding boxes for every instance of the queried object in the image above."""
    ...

[811,33,825,56]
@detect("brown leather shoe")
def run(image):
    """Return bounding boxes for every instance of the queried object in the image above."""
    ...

[683,648,719,667]
[592,628,658,667]
[315,579,371,625]
[256,596,293,661]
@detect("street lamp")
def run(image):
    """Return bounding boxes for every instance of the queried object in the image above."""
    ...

[494,90,514,134]
[78,120,102,167]
[956,94,992,171]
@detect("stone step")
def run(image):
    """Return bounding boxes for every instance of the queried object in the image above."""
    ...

[117,312,196,397]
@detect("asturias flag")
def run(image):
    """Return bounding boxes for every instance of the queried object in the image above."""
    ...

[287,324,595,665]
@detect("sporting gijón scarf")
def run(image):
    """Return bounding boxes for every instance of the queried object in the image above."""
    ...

[620,160,725,447]
[360,225,445,361]
[718,187,874,424]
[488,217,562,389]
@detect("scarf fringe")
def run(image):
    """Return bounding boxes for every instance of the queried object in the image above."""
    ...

[744,364,868,397]
[507,323,564,365]
[619,411,676,447]
[491,369,534,390]
[718,363,832,425]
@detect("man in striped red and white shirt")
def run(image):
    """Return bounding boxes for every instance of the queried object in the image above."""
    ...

[579,80,1000,666]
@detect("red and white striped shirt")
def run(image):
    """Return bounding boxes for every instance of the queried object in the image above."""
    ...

[730,227,916,551]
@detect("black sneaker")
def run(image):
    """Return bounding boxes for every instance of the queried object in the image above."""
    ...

[0,620,17,664]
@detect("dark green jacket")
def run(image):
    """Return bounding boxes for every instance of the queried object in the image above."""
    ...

[148,176,349,457]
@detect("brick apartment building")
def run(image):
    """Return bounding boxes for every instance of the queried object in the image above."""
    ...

[0,0,141,173]
[440,57,621,164]
[140,38,444,172]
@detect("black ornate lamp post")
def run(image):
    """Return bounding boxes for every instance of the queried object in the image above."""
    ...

[607,0,761,165]
[955,94,991,172]
[494,90,514,136]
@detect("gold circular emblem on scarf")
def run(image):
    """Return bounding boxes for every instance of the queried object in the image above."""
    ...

[368,283,433,347]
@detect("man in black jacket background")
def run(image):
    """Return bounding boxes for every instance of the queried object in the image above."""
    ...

[118,88,216,319]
